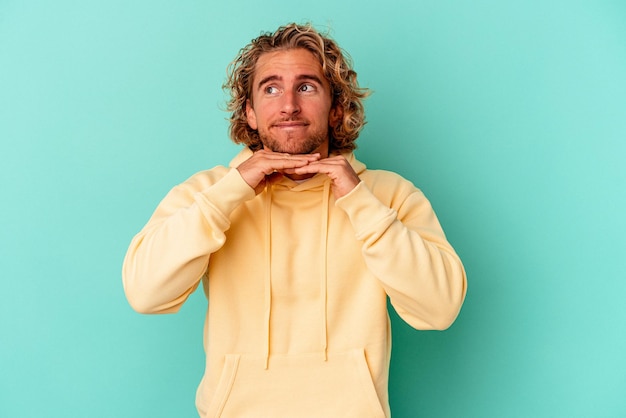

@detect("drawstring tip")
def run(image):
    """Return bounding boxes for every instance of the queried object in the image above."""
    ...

[264,356,269,370]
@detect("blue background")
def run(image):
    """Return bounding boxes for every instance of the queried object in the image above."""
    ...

[1,1,625,417]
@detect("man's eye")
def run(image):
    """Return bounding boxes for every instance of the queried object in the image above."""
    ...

[299,84,316,92]
[265,86,279,94]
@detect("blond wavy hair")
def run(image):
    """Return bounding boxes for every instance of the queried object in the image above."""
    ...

[224,23,370,153]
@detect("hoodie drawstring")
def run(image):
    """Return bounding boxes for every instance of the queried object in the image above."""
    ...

[320,179,330,361]
[263,183,273,369]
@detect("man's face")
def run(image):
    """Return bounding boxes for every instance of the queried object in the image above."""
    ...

[246,48,340,156]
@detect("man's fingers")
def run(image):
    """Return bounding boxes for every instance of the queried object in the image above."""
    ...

[237,150,322,192]
[291,156,360,199]
[291,156,349,174]
[255,151,321,172]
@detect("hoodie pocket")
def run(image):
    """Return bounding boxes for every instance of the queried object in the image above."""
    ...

[205,349,386,418]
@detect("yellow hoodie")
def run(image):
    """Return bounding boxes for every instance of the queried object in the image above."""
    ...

[122,149,466,417]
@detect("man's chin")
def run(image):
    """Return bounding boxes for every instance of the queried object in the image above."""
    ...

[262,139,326,155]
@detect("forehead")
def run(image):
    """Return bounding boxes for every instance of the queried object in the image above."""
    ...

[252,48,328,85]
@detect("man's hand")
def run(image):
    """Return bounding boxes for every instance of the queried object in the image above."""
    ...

[236,150,321,194]
[287,155,361,199]
[237,151,360,199]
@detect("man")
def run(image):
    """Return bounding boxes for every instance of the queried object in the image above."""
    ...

[123,23,466,417]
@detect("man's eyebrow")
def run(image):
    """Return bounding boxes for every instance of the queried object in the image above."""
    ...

[257,75,282,89]
[256,74,325,89]
[296,74,324,85]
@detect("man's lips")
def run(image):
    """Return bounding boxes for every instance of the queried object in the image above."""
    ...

[272,120,309,128]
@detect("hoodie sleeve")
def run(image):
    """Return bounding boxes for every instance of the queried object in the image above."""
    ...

[335,176,467,330]
[122,167,256,314]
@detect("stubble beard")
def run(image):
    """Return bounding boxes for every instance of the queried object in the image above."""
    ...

[259,127,329,155]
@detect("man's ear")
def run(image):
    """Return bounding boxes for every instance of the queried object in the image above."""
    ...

[329,105,343,128]
[246,99,258,130]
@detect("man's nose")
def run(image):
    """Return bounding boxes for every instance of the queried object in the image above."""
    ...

[280,90,300,116]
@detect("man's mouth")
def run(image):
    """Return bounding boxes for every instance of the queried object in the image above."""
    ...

[272,120,308,129]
